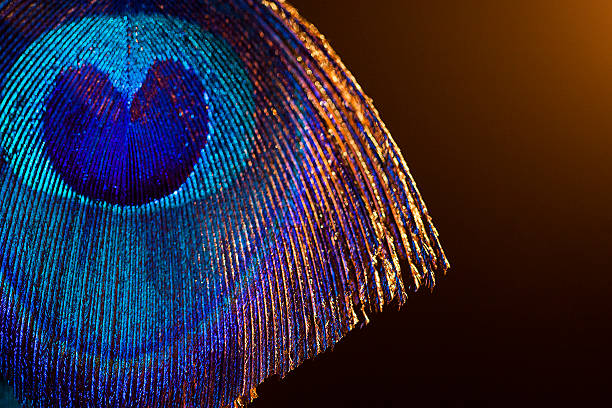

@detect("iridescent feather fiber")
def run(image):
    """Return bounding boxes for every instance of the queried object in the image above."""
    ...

[0,0,448,406]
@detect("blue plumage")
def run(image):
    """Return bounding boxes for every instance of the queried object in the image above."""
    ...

[0,2,448,406]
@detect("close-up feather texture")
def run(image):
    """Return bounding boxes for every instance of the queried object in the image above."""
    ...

[0,0,448,406]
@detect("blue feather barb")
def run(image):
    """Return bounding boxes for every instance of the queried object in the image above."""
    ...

[0,1,448,406]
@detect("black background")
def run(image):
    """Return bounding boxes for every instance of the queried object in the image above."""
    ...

[252,0,612,407]
[2,1,611,407]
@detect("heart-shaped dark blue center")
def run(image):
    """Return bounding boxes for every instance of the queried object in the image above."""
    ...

[42,59,209,205]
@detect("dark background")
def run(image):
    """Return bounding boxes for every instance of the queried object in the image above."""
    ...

[2,1,611,406]
[252,0,612,407]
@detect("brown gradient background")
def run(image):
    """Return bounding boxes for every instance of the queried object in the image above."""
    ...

[252,0,612,406]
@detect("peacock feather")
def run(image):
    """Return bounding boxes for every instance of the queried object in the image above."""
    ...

[0,1,448,406]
